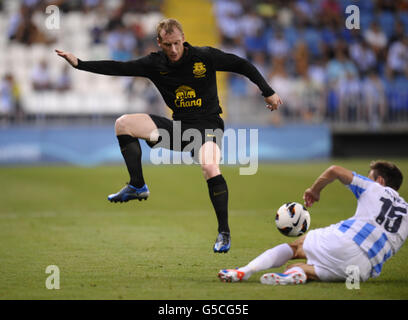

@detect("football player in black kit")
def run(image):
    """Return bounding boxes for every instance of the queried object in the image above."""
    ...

[56,18,282,253]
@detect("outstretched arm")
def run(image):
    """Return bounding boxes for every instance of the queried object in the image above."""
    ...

[303,165,353,207]
[55,49,150,77]
[55,49,78,67]
[264,93,283,111]
[208,47,283,111]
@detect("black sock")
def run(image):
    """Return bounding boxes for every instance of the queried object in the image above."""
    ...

[117,135,145,188]
[207,174,230,234]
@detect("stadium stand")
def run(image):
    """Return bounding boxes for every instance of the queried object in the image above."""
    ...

[0,0,165,122]
[214,0,408,129]
[0,0,407,132]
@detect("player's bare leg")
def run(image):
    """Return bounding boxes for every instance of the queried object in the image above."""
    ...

[288,234,307,259]
[199,141,221,180]
[199,141,230,253]
[284,262,319,281]
[108,113,158,203]
[115,113,159,140]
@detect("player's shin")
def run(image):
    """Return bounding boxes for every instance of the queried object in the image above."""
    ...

[207,174,229,234]
[117,135,146,188]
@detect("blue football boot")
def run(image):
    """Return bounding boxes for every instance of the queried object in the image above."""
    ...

[108,184,149,203]
[213,232,231,253]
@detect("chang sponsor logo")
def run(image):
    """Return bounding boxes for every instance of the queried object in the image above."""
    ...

[174,85,202,108]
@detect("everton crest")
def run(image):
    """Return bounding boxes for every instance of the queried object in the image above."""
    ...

[193,62,206,78]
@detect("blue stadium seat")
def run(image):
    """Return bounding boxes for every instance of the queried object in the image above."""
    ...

[229,75,248,97]
[378,11,395,39]
[398,12,408,33]
[321,27,337,48]
[283,26,299,49]
[360,12,374,30]
[326,88,339,116]
[386,77,408,111]
[303,27,322,57]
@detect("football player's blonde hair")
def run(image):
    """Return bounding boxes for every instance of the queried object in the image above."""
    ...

[156,18,184,41]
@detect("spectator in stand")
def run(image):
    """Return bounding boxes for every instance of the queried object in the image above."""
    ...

[120,0,150,13]
[244,27,268,57]
[106,24,137,61]
[386,36,408,78]
[364,22,388,58]
[82,0,103,13]
[361,71,387,126]
[326,45,358,85]
[396,0,408,10]
[320,20,339,52]
[240,8,264,38]
[307,58,327,121]
[338,71,362,122]
[390,20,407,44]
[349,38,377,76]
[55,65,72,92]
[251,52,269,92]
[213,0,243,23]
[294,0,320,26]
[319,0,342,27]
[267,30,290,60]
[308,58,327,87]
[22,0,41,11]
[213,0,243,43]
[377,0,397,12]
[275,3,294,28]
[220,37,246,59]
[0,74,22,122]
[268,58,295,121]
[293,41,309,77]
[217,10,242,44]
[31,60,53,92]
[8,4,55,45]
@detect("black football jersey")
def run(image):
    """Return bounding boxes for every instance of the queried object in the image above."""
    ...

[75,42,275,121]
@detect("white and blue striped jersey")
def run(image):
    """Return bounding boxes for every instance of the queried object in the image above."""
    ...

[335,172,408,278]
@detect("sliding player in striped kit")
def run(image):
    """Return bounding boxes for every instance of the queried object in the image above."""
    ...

[218,160,407,285]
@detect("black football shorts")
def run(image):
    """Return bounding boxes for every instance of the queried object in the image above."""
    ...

[147,114,224,161]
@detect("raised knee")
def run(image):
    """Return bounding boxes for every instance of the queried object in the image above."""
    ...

[289,237,306,259]
[288,242,298,256]
[201,163,217,174]
[201,164,220,179]
[115,115,130,135]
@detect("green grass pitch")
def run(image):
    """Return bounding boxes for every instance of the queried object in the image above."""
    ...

[0,159,407,300]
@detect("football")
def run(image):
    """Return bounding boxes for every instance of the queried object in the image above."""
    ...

[275,202,311,237]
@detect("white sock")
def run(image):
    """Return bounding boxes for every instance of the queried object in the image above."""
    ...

[238,243,293,280]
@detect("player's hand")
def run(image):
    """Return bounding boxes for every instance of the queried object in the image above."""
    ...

[55,49,78,67]
[303,188,320,208]
[265,93,283,111]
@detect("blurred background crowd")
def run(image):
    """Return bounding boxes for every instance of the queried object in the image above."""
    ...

[0,0,407,130]
[215,0,408,128]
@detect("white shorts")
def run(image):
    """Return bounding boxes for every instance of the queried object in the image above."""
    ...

[303,225,372,282]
